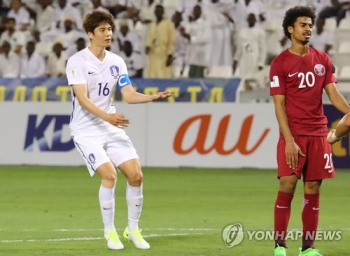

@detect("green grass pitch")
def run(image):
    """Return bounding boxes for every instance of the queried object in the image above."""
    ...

[0,166,349,255]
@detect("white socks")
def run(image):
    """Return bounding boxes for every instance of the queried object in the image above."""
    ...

[99,185,115,233]
[99,183,143,232]
[126,183,143,231]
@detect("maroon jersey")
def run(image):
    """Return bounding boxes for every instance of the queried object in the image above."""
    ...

[270,47,336,136]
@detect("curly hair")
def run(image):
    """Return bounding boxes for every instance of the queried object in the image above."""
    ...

[282,6,316,39]
[83,10,115,34]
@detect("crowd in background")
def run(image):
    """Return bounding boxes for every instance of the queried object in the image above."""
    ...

[0,0,350,90]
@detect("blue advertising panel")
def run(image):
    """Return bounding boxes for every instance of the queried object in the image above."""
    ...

[0,77,241,102]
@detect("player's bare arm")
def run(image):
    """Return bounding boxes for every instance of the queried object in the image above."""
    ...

[324,83,350,143]
[324,83,350,114]
[121,85,174,103]
[72,84,129,127]
[273,95,305,169]
[327,113,350,144]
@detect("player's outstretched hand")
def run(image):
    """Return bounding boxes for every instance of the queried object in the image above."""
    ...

[327,129,340,144]
[152,90,175,101]
[107,113,129,128]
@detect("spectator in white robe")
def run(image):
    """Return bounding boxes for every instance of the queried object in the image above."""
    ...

[65,0,90,17]
[20,41,46,78]
[233,13,267,89]
[26,0,56,33]
[119,40,144,77]
[66,37,86,58]
[40,17,86,48]
[171,11,187,75]
[310,17,334,54]
[231,0,265,28]
[6,0,30,31]
[180,4,211,78]
[203,0,234,67]
[0,40,21,78]
[53,0,82,32]
[0,17,26,54]
[135,0,161,60]
[138,0,160,24]
[46,41,67,77]
[176,0,202,22]
[114,20,141,53]
[53,18,87,49]
[124,0,142,21]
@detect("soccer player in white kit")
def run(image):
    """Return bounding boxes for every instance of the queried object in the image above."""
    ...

[65,10,174,251]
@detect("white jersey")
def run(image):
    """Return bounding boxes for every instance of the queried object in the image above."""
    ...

[66,47,130,136]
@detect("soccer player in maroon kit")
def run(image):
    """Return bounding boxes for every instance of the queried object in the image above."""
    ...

[270,6,350,256]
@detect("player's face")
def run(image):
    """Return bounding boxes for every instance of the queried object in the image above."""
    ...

[289,16,313,45]
[89,22,113,48]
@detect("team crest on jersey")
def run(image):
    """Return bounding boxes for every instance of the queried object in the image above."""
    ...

[109,65,119,79]
[88,153,96,164]
[314,64,325,76]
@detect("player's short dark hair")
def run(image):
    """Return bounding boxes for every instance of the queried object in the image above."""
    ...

[282,6,316,39]
[83,10,115,34]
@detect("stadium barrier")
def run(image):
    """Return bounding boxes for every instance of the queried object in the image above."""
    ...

[0,77,241,102]
[0,102,348,168]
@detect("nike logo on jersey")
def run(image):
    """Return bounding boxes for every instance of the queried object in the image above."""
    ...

[88,71,95,75]
[312,207,319,211]
[288,72,298,77]
[276,205,288,209]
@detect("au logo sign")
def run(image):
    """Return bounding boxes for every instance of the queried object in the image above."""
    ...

[24,114,74,152]
[173,114,270,155]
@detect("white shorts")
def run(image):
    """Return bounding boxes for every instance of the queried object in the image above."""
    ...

[72,129,139,176]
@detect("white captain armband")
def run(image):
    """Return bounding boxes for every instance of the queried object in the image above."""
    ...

[118,74,131,88]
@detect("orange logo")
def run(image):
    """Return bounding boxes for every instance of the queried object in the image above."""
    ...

[174,114,270,155]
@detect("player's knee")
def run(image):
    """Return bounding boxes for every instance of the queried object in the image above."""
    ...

[279,180,297,193]
[128,171,143,185]
[101,172,117,183]
[304,181,321,194]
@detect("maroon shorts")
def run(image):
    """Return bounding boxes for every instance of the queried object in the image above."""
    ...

[277,135,335,181]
